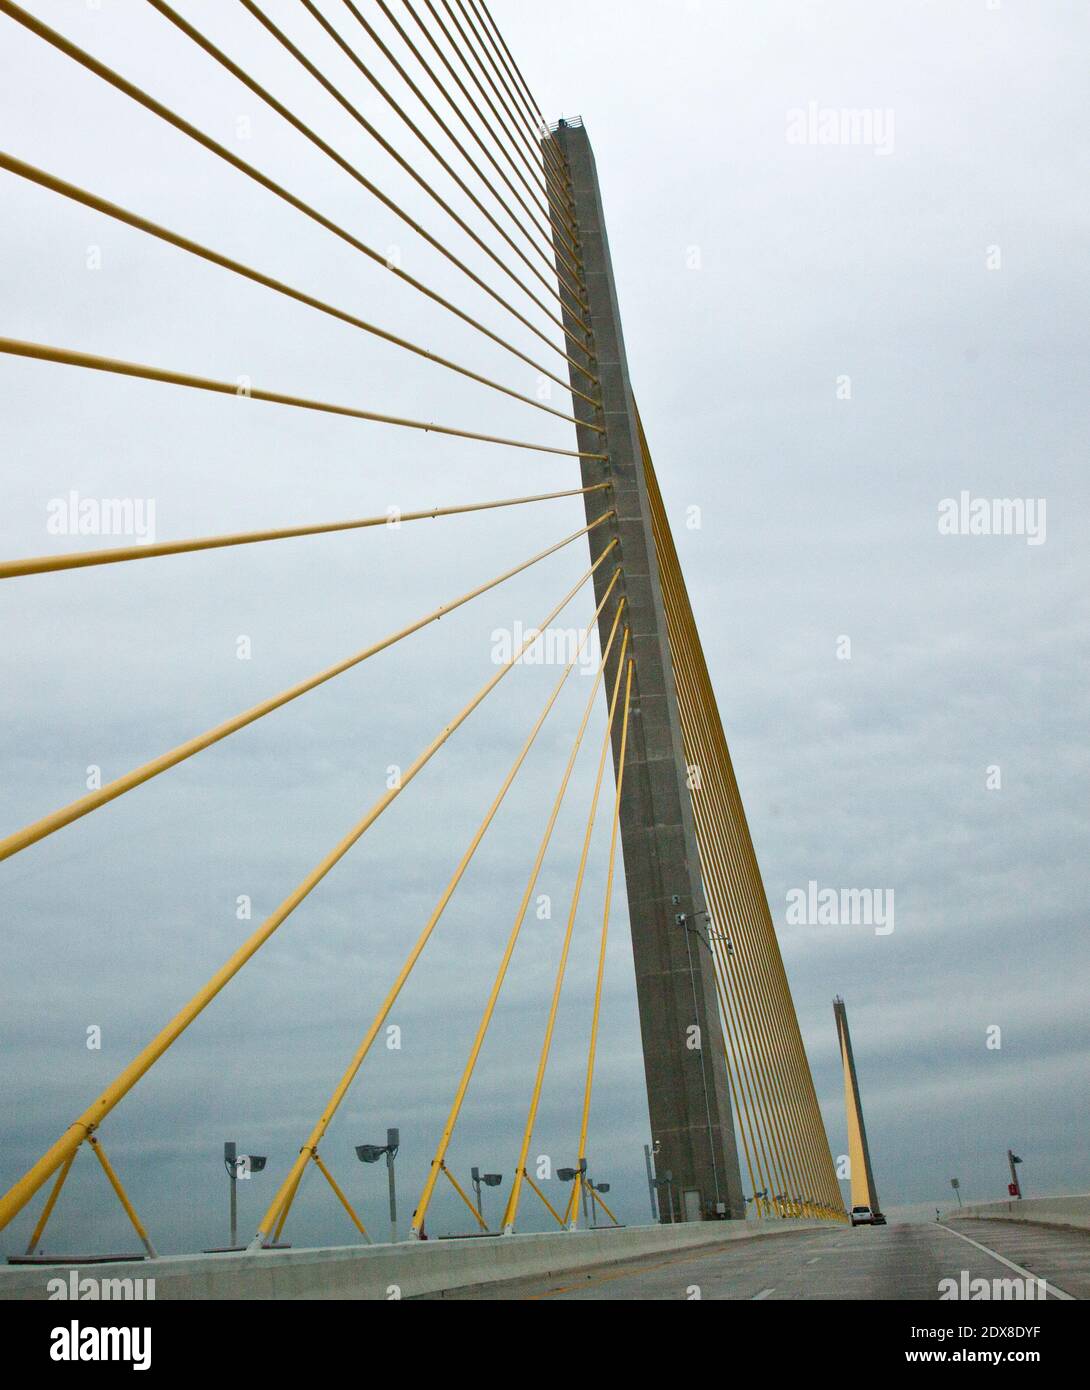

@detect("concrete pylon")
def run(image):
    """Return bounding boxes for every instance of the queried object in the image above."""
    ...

[548,118,745,1221]
[833,996,881,1213]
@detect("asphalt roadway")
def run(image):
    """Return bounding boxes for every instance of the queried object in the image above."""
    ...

[415,1218,1088,1300]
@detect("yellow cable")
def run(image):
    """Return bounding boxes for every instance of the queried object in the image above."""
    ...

[564,658,633,1227]
[0,548,615,1239]
[0,337,604,460]
[254,571,621,1245]
[0,152,589,429]
[0,1,597,392]
[433,0,580,256]
[165,0,590,350]
[411,599,626,1235]
[0,481,608,579]
[500,627,631,1233]
[339,0,587,320]
[0,518,611,864]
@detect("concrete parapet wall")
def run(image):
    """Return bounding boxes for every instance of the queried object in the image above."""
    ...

[956,1195,1090,1232]
[0,1219,826,1301]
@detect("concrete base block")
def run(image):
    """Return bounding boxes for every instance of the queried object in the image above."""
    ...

[956,1195,1090,1231]
[0,1219,827,1301]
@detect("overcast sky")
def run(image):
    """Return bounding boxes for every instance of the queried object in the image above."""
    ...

[1,0,1087,1257]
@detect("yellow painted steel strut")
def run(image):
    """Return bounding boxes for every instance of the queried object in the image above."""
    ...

[0,549,614,1240]
[0,516,610,864]
[410,600,626,1236]
[0,338,605,461]
[521,1169,566,1229]
[251,571,621,1247]
[564,659,634,1229]
[20,1137,157,1258]
[311,1154,371,1243]
[0,483,608,580]
[440,1165,488,1232]
[23,1151,76,1256]
[87,1139,158,1260]
[588,1185,619,1227]
[500,628,631,1235]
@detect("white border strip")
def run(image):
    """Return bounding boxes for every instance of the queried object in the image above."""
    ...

[939,1222,1075,1300]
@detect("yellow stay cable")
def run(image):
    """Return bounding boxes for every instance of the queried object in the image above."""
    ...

[412,0,561,239]
[338,0,583,306]
[0,518,611,865]
[500,627,631,1234]
[390,0,581,269]
[460,0,568,188]
[639,416,843,1216]
[0,338,604,461]
[425,0,581,260]
[670,644,804,1212]
[470,0,567,182]
[563,657,634,1227]
[253,572,621,1245]
[449,0,579,265]
[164,0,590,347]
[411,600,626,1235]
[0,1,597,394]
[637,449,794,1212]
[0,483,607,580]
[645,446,826,1214]
[0,547,615,1239]
[0,153,588,429]
[297,0,583,312]
[285,0,587,320]
[434,0,577,240]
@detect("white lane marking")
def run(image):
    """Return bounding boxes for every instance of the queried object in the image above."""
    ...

[805,1257,820,1265]
[938,1223,1075,1300]
[752,1287,775,1299]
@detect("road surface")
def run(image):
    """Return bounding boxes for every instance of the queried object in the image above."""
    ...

[415,1219,1088,1300]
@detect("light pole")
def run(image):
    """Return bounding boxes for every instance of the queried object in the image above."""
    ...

[556,1163,585,1229]
[223,1141,266,1249]
[585,1179,611,1228]
[470,1167,503,1228]
[643,1142,660,1222]
[651,1171,675,1223]
[356,1128,400,1243]
[1007,1150,1023,1199]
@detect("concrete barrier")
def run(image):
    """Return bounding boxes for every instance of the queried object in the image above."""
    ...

[956,1194,1090,1232]
[0,1219,825,1301]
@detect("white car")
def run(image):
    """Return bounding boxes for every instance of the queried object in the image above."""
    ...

[850,1205,874,1227]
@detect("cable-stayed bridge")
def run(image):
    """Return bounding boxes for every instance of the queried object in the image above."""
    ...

[0,0,845,1273]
